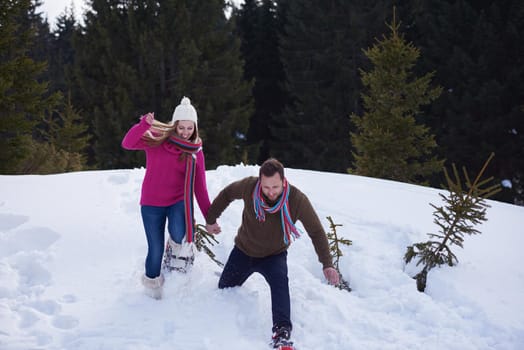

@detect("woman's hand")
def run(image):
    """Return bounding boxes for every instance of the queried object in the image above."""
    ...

[141,112,154,125]
[145,112,154,125]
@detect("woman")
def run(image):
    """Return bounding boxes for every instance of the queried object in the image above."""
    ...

[122,96,214,299]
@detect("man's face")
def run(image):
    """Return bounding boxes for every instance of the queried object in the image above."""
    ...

[260,173,284,202]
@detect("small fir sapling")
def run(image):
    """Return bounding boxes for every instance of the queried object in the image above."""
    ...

[326,216,352,292]
[404,153,501,292]
[195,224,224,267]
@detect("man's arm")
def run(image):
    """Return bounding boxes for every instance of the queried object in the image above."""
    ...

[205,177,253,225]
[296,193,333,268]
[296,191,340,285]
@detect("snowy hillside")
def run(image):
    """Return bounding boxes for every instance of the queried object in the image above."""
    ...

[1,164,523,350]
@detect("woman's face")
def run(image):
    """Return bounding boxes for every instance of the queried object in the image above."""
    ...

[175,120,195,140]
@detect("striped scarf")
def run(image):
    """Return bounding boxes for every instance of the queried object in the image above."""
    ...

[167,136,202,243]
[252,178,301,245]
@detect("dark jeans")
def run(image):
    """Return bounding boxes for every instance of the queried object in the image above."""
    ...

[219,246,292,330]
[141,201,186,278]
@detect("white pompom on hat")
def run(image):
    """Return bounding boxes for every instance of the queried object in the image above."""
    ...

[171,96,198,126]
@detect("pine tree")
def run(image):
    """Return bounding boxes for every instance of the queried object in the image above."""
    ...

[273,0,393,172]
[72,0,142,169]
[41,93,91,165]
[15,140,85,174]
[48,7,78,94]
[402,0,524,203]
[72,0,252,169]
[234,0,286,164]
[350,9,443,184]
[0,0,60,173]
[273,0,354,172]
[404,153,501,292]
[179,0,253,169]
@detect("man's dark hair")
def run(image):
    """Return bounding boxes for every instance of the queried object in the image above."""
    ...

[259,158,285,180]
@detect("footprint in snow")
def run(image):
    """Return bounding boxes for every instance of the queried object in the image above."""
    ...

[0,213,29,232]
[107,172,130,185]
[0,226,60,258]
[52,315,80,330]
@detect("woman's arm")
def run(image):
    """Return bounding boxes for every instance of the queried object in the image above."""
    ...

[121,114,153,150]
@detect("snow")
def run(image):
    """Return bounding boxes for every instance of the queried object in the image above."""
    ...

[38,0,85,28]
[1,164,523,350]
[38,0,246,29]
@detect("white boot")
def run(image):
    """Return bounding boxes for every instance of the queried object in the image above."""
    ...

[141,274,164,300]
[163,238,195,273]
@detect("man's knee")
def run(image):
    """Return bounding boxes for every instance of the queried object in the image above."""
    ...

[218,279,228,289]
[218,273,228,289]
[218,270,245,289]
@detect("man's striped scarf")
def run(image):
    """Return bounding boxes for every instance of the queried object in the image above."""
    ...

[167,136,202,243]
[252,178,301,245]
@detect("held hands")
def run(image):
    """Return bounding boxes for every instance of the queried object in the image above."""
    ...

[206,222,221,235]
[323,267,340,286]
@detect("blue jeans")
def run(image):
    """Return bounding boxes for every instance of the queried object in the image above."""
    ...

[141,201,186,278]
[219,246,292,330]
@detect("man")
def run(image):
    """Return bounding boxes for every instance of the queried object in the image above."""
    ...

[205,158,339,348]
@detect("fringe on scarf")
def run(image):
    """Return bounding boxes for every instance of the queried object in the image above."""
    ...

[167,136,202,243]
[252,178,302,245]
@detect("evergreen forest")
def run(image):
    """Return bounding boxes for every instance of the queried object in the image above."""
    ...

[1,0,523,205]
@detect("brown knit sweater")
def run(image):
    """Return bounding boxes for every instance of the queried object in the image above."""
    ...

[206,176,334,269]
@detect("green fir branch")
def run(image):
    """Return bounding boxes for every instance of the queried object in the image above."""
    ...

[326,216,353,292]
[194,224,224,268]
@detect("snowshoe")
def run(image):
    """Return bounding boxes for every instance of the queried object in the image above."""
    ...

[163,238,195,273]
[270,325,294,349]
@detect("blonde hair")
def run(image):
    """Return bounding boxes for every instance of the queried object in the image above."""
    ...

[142,119,200,147]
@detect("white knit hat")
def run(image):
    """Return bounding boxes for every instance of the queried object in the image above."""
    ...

[171,96,198,126]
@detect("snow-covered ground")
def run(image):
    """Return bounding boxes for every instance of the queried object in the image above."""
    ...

[1,164,523,349]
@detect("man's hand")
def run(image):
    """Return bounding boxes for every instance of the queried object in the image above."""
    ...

[323,267,340,285]
[206,222,221,234]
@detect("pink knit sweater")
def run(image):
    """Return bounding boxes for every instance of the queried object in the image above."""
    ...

[121,117,211,218]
